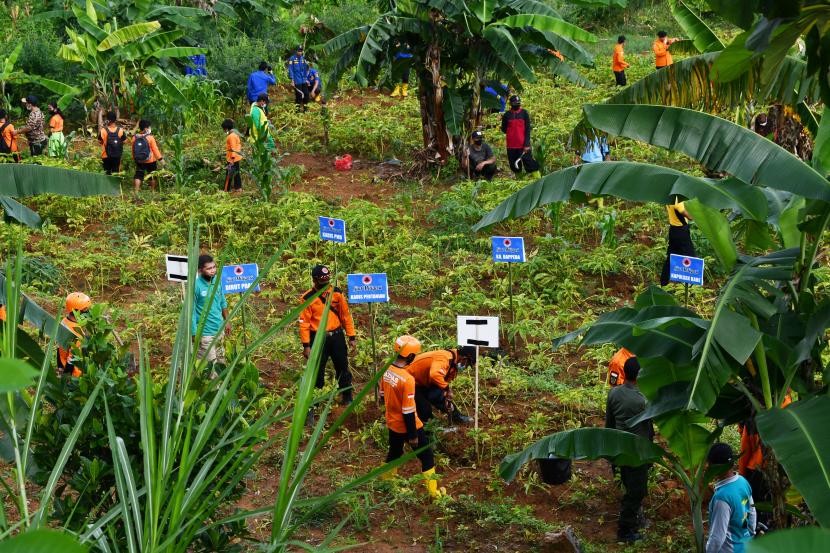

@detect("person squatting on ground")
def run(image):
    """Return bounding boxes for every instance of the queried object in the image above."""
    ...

[467,130,497,181]
[192,254,230,367]
[47,101,66,157]
[299,264,357,407]
[612,35,630,86]
[246,61,276,111]
[405,346,476,425]
[382,335,446,499]
[605,356,654,543]
[307,63,323,103]
[132,119,164,192]
[0,109,20,162]
[222,119,244,192]
[706,443,757,553]
[390,42,413,98]
[288,46,310,111]
[57,292,91,378]
[660,195,696,286]
[99,111,126,175]
[15,96,47,156]
[501,95,533,175]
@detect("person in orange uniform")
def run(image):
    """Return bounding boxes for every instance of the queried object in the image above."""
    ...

[132,119,164,192]
[99,111,126,175]
[406,346,476,424]
[299,264,357,405]
[222,118,244,192]
[47,102,66,157]
[608,347,635,386]
[57,292,91,378]
[612,35,630,86]
[653,31,678,69]
[382,335,446,498]
[0,109,20,162]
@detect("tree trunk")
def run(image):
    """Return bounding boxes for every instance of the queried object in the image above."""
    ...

[762,444,791,529]
[426,43,450,163]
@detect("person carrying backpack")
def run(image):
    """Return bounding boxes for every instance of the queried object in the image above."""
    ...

[0,110,20,162]
[132,119,164,192]
[99,112,126,175]
[222,118,244,192]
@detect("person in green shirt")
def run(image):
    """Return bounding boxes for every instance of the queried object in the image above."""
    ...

[249,93,275,150]
[192,254,230,366]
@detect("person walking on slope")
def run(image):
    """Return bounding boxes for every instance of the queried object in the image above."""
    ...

[660,196,695,286]
[605,357,654,543]
[246,61,276,111]
[192,254,230,369]
[299,264,357,407]
[406,346,476,425]
[249,94,275,150]
[382,335,446,499]
[15,96,47,156]
[706,443,757,553]
[222,119,244,192]
[132,119,164,192]
[501,95,534,175]
[612,35,630,86]
[57,292,92,378]
[47,101,66,157]
[287,46,310,111]
[653,31,678,69]
[99,111,126,175]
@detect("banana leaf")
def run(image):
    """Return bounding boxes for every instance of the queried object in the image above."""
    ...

[0,165,120,197]
[583,104,830,202]
[468,0,494,23]
[746,528,830,552]
[0,529,86,553]
[118,29,186,61]
[684,199,738,270]
[483,26,536,82]
[814,106,830,176]
[0,196,42,228]
[443,88,466,136]
[0,357,39,393]
[492,14,597,43]
[145,66,187,107]
[97,21,162,51]
[499,428,667,482]
[150,47,207,59]
[506,0,562,19]
[756,396,830,528]
[669,0,724,53]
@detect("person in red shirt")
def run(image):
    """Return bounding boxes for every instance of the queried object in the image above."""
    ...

[382,335,445,498]
[132,119,164,192]
[406,346,476,424]
[501,95,532,175]
[612,35,630,86]
[222,118,244,192]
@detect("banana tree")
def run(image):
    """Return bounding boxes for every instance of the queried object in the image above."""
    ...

[321,0,609,162]
[477,103,830,530]
[0,43,80,111]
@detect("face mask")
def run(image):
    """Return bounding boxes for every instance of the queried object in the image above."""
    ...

[473,139,482,146]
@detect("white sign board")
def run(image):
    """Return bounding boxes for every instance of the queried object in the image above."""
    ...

[165,254,188,282]
[457,315,500,348]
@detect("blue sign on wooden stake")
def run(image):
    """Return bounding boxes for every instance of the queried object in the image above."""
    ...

[221,263,260,294]
[347,273,389,303]
[491,236,526,262]
[669,254,704,286]
[319,216,347,243]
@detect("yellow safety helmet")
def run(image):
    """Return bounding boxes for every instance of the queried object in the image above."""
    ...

[65,292,91,315]
[394,335,422,358]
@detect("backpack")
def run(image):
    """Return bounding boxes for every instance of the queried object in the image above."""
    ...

[133,133,152,163]
[0,122,10,154]
[105,127,124,158]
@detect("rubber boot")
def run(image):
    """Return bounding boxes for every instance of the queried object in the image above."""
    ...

[422,467,446,499]
[380,466,398,481]
[391,85,401,97]
[340,389,353,406]
[401,83,409,97]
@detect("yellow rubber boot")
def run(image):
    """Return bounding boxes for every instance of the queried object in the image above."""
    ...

[380,467,398,481]
[422,467,446,499]
[391,85,401,97]
[401,83,409,97]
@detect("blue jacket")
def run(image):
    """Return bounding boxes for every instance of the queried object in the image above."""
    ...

[246,70,276,102]
[288,54,309,85]
[308,68,321,90]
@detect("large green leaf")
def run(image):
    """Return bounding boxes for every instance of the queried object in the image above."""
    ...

[492,14,597,43]
[150,47,207,59]
[1,43,23,78]
[499,428,668,482]
[0,529,87,553]
[506,0,562,18]
[757,396,830,528]
[0,165,120,197]
[443,88,466,136]
[746,528,830,552]
[669,0,724,53]
[655,410,715,469]
[0,357,39,392]
[23,75,81,97]
[118,29,185,61]
[0,196,43,228]
[483,26,535,82]
[706,0,757,30]
[814,106,830,176]
[97,21,162,51]
[472,161,768,231]
[583,104,830,202]
[684,198,737,270]
[467,0,494,23]
[145,66,187,107]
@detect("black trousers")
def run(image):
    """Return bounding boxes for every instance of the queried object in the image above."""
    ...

[745,468,771,526]
[387,428,434,471]
[134,161,157,182]
[660,225,696,285]
[507,148,526,174]
[614,70,627,86]
[294,83,310,110]
[414,385,448,423]
[310,329,352,393]
[619,464,650,536]
[30,140,46,156]
[470,163,497,181]
[224,161,242,190]
[102,157,121,175]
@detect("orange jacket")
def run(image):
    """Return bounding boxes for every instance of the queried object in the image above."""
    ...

[298,286,356,346]
[49,114,64,133]
[99,124,126,159]
[653,39,673,68]
[133,132,163,163]
[382,364,423,435]
[612,44,630,72]
[608,347,634,386]
[406,349,458,389]
[226,131,243,163]
[1,120,19,153]
[57,317,83,377]
[738,395,792,474]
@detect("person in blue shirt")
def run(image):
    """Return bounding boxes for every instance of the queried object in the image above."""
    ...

[185,54,207,77]
[706,443,757,553]
[580,135,610,164]
[192,254,230,367]
[483,83,509,113]
[307,63,323,103]
[391,42,413,97]
[287,46,310,111]
[246,61,276,110]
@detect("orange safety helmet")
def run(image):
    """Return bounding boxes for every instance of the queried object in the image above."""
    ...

[394,335,422,358]
[65,292,91,315]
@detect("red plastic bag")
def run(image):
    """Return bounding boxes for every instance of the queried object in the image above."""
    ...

[335,154,353,171]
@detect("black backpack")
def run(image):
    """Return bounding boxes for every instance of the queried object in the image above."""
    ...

[0,123,11,154]
[133,133,151,163]
[105,127,124,158]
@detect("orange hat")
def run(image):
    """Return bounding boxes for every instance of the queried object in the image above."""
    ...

[65,292,91,315]
[394,335,421,358]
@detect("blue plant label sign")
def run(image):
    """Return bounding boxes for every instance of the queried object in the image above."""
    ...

[319,216,347,243]
[347,273,389,303]
[221,263,260,294]
[491,236,526,263]
[669,254,704,286]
